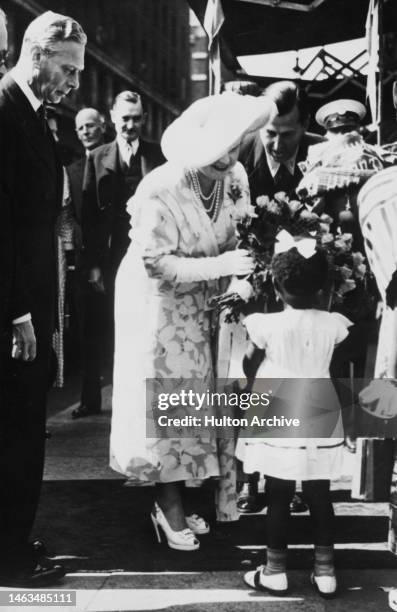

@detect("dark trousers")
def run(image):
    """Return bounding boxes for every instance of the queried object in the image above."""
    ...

[75,227,130,409]
[265,477,334,549]
[67,256,110,411]
[0,302,53,572]
[80,281,108,410]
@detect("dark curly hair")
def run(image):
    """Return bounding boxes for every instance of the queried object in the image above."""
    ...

[271,247,329,306]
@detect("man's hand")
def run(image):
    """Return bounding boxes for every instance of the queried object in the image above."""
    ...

[88,267,105,293]
[12,320,37,361]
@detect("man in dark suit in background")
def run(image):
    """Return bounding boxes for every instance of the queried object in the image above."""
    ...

[240,80,322,203]
[0,11,86,586]
[68,107,106,226]
[78,91,165,418]
[83,90,165,289]
[67,108,106,419]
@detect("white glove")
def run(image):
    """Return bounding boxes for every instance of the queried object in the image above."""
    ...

[215,250,255,277]
[165,249,254,283]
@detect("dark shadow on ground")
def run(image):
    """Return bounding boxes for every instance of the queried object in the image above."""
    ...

[33,481,397,573]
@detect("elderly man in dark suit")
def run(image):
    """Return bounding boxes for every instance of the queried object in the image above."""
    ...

[240,80,322,203]
[0,9,35,381]
[0,8,32,350]
[66,108,106,419]
[0,11,86,586]
[0,9,35,355]
[68,107,106,225]
[78,91,165,418]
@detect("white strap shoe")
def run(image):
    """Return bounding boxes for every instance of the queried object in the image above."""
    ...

[244,565,288,595]
[311,573,337,598]
[151,502,200,551]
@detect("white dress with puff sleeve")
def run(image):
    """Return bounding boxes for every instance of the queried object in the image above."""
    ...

[236,309,352,481]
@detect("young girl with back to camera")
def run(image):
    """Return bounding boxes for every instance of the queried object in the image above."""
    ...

[237,238,352,598]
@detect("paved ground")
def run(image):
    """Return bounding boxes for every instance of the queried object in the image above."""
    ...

[2,384,396,612]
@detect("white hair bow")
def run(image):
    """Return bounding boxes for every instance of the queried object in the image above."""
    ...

[274,229,317,259]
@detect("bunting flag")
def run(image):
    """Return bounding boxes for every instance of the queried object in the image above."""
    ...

[203,0,225,94]
[366,0,379,127]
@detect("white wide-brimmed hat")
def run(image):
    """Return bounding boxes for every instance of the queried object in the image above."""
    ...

[315,99,366,131]
[161,92,276,168]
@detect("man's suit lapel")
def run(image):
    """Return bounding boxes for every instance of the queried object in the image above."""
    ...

[256,148,273,189]
[101,140,119,173]
[0,74,57,176]
[67,158,85,223]
[137,140,151,177]
[70,156,85,186]
[244,136,272,185]
[293,141,309,186]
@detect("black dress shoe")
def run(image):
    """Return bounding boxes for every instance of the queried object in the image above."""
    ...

[0,562,65,587]
[289,493,308,513]
[31,540,48,557]
[71,404,101,419]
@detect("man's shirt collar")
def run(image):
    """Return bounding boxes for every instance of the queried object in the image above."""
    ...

[9,66,42,112]
[265,148,298,178]
[117,136,139,165]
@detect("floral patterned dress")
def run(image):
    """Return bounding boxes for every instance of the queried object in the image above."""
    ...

[110,161,250,521]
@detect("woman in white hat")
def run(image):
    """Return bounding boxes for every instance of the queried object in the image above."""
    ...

[110,92,274,551]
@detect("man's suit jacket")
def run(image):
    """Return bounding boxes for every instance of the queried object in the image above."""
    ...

[0,73,63,340]
[67,155,85,225]
[66,155,87,259]
[82,138,165,276]
[0,74,63,557]
[239,133,323,204]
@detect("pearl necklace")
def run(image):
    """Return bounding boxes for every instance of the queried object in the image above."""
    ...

[188,169,223,222]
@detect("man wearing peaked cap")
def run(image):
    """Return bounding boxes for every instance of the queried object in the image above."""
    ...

[315,99,366,137]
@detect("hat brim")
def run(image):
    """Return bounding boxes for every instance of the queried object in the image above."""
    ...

[315,99,366,128]
[161,93,275,169]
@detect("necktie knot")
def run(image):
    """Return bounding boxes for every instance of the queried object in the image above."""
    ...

[36,104,48,131]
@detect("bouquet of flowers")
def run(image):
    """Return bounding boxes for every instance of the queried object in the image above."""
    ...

[211,189,372,323]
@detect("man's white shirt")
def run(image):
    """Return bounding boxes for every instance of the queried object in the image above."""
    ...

[117,136,139,167]
[265,149,298,178]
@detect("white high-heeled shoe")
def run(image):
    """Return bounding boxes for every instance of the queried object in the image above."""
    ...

[151,502,200,551]
[185,514,210,535]
[311,573,337,598]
